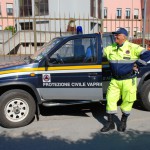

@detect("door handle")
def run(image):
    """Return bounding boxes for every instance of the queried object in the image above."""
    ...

[88,72,98,77]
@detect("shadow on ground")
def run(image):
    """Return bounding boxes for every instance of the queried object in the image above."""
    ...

[39,101,146,128]
[0,129,149,150]
[39,102,110,126]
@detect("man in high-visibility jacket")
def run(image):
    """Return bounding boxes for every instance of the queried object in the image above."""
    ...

[101,28,150,132]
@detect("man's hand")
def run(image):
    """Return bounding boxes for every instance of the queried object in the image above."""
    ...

[133,64,139,74]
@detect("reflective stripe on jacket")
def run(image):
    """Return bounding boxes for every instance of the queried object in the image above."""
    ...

[103,40,149,77]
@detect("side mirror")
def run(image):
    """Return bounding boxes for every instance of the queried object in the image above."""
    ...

[45,56,52,71]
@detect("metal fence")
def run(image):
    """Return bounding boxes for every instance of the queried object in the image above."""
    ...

[0,15,149,61]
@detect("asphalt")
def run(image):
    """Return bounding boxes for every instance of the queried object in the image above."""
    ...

[0,102,150,150]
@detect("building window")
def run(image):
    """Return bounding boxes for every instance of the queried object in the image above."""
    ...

[6,3,13,16]
[35,0,49,16]
[134,9,139,19]
[126,8,130,19]
[98,23,101,32]
[90,22,96,30]
[116,8,122,19]
[19,0,32,17]
[90,0,96,17]
[20,22,33,30]
[104,7,107,18]
[0,25,2,30]
[98,0,101,19]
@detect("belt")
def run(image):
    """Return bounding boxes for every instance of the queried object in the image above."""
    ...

[112,73,135,80]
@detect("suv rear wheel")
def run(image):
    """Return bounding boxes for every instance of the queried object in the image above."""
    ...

[0,89,36,128]
[139,79,150,111]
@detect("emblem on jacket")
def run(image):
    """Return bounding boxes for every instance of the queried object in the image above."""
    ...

[126,50,130,54]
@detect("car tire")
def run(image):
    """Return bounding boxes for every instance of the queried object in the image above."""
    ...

[139,79,150,111]
[0,89,36,128]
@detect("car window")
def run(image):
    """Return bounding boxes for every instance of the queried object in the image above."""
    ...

[31,38,62,61]
[50,37,97,65]
[102,34,114,48]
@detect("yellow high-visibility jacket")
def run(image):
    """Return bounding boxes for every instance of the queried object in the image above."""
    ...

[103,40,150,78]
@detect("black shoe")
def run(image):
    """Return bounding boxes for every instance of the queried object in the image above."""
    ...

[117,121,126,132]
[118,114,128,132]
[101,114,115,132]
[101,122,115,132]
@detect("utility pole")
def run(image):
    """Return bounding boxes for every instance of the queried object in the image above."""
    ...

[101,0,104,33]
[33,0,37,52]
[142,0,147,47]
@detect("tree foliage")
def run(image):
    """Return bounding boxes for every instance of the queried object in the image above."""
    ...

[4,26,16,35]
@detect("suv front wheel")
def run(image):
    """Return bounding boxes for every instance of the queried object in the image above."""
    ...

[0,89,36,128]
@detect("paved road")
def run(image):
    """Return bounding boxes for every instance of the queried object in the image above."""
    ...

[0,102,150,150]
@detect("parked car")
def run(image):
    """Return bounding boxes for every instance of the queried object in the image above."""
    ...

[0,33,149,128]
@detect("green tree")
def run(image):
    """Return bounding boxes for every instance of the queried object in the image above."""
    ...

[4,26,16,35]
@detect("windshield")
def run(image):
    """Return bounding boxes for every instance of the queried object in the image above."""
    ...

[31,38,62,61]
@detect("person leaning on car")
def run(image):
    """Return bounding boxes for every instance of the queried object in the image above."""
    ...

[101,28,150,132]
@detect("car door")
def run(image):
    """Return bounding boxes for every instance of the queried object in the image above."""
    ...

[38,34,103,101]
[102,33,115,98]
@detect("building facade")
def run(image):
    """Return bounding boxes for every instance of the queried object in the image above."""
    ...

[1,0,149,55]
[103,0,142,38]
[14,0,145,37]
[14,0,102,34]
[0,0,14,30]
